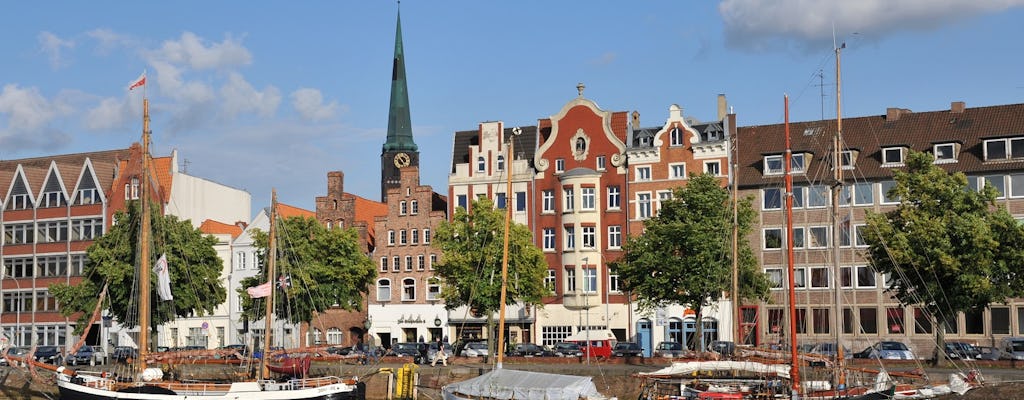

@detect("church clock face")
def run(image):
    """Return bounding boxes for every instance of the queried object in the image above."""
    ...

[393,152,411,168]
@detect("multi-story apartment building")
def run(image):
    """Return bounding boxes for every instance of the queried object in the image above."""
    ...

[736,101,1024,355]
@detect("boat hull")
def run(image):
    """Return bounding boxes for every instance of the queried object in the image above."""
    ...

[58,375,365,400]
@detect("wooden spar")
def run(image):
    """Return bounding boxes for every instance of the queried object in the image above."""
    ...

[260,189,278,379]
[139,97,152,373]
[731,117,741,344]
[784,94,800,395]
[832,42,848,393]
[496,127,517,369]
[67,284,108,355]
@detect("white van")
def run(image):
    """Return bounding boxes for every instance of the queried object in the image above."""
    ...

[999,336,1024,360]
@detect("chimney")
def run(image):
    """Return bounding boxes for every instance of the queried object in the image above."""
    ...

[717,94,727,121]
[886,107,908,121]
[951,101,966,114]
[631,110,640,129]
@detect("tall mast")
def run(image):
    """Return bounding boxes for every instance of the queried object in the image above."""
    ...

[138,98,152,373]
[260,190,278,379]
[731,119,741,344]
[832,42,848,393]
[784,95,800,395]
[496,127,519,369]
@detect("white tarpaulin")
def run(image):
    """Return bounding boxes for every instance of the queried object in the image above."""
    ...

[442,368,607,400]
[638,361,792,379]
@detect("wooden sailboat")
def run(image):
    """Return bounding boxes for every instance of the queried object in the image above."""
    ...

[54,92,365,400]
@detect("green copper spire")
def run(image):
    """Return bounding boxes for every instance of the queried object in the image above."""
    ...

[383,10,417,152]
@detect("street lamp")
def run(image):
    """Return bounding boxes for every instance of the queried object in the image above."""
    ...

[583,257,590,365]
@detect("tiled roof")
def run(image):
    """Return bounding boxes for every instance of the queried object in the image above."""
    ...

[351,193,388,238]
[116,153,174,203]
[450,125,538,173]
[736,103,1024,188]
[278,202,316,219]
[198,219,244,239]
[0,148,131,202]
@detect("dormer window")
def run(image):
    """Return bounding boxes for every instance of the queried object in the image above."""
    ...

[670,127,684,146]
[933,143,957,163]
[764,153,805,175]
[984,138,1024,161]
[882,147,904,165]
[839,150,856,170]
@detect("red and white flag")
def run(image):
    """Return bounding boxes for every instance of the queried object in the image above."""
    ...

[246,281,272,299]
[128,72,146,91]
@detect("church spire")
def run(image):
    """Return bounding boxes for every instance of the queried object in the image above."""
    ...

[383,9,417,152]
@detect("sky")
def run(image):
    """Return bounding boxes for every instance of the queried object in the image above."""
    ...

[2,1,1024,217]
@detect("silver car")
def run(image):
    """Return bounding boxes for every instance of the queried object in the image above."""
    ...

[461,342,489,357]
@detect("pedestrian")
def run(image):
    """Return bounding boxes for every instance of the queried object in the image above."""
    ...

[431,339,447,367]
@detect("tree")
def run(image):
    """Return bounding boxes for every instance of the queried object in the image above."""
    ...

[238,216,376,325]
[862,150,1024,363]
[613,173,769,350]
[433,197,548,348]
[51,200,227,334]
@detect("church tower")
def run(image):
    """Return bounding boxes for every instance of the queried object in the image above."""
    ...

[381,9,419,203]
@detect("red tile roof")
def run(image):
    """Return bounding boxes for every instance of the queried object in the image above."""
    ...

[278,202,315,219]
[198,219,244,239]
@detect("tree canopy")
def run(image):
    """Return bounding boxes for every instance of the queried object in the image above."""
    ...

[613,173,769,347]
[863,150,1024,350]
[51,200,226,333]
[238,216,376,325]
[432,197,548,315]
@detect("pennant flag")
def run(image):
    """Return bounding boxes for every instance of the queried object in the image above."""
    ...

[277,274,292,289]
[128,72,146,91]
[153,253,174,301]
[247,282,272,298]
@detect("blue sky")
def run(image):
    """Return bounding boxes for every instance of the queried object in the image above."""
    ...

[2,1,1023,216]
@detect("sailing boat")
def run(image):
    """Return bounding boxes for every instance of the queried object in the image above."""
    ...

[54,94,365,400]
[441,128,613,400]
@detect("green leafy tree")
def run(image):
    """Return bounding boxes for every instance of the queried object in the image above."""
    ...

[238,216,376,325]
[613,173,769,350]
[863,150,1024,363]
[433,197,548,351]
[51,200,226,334]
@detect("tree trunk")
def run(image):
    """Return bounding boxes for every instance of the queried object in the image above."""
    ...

[694,307,704,352]
[486,313,495,365]
[934,314,946,367]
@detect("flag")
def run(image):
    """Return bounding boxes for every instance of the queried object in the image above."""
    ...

[153,253,173,301]
[247,282,272,299]
[277,274,291,289]
[128,72,146,91]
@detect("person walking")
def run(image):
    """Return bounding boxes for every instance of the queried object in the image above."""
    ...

[431,339,447,367]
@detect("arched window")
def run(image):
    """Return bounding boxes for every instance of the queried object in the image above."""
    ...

[402,278,416,301]
[377,279,391,301]
[327,328,343,345]
[309,328,323,345]
[477,156,486,172]
[496,155,505,171]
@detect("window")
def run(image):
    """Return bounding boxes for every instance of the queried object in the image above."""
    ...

[127,177,140,200]
[913,308,932,334]
[377,279,391,301]
[565,268,576,292]
[563,188,574,211]
[670,127,684,146]
[543,228,556,250]
[70,218,103,241]
[542,190,555,212]
[515,192,526,212]
[411,229,419,245]
[404,255,413,271]
[853,182,873,205]
[1018,307,1024,335]
[636,166,651,181]
[424,228,431,244]
[880,180,899,203]
[992,307,1011,335]
[763,228,783,250]
[388,230,395,246]
[813,308,831,334]
[705,161,721,176]
[607,186,621,209]
[411,200,419,215]
[427,277,441,301]
[3,224,35,245]
[582,226,596,248]
[477,156,486,172]
[856,266,876,288]
[583,267,597,293]
[810,267,830,288]
[792,227,805,248]
[541,326,573,347]
[807,185,828,208]
[965,309,984,334]
[984,138,1024,161]
[795,308,807,334]
[839,150,855,169]
[402,278,416,301]
[609,267,621,292]
[596,156,606,171]
[430,254,437,270]
[794,268,806,289]
[670,163,686,179]
[638,193,652,219]
[457,195,468,210]
[40,191,66,208]
[555,158,565,172]
[808,226,829,248]
[762,188,782,210]
[860,307,878,334]
[765,268,783,289]
[400,201,407,215]
[933,143,956,162]
[882,147,904,164]
[656,191,672,214]
[764,155,784,175]
[75,188,99,205]
[887,307,905,334]
[238,252,248,270]
[581,188,595,210]
[417,255,425,271]
[392,256,400,272]
[544,269,557,292]
[791,153,805,173]
[854,225,867,247]
[768,308,784,334]
[380,257,388,272]
[496,155,505,171]
[400,230,408,245]
[564,226,575,250]
[607,225,621,249]
[984,175,1006,198]
[496,192,507,209]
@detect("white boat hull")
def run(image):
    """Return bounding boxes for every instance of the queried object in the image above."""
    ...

[57,371,365,400]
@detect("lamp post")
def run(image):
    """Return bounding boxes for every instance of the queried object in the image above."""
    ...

[583,257,590,365]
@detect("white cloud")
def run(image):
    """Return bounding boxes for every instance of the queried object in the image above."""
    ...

[719,0,1024,52]
[38,31,75,69]
[221,72,281,118]
[290,88,341,121]
[155,32,251,70]
[84,97,132,131]
[86,28,137,54]
[0,84,72,151]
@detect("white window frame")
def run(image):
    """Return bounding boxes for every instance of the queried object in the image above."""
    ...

[380,257,388,272]
[669,163,686,179]
[637,192,652,219]
[427,277,442,301]
[763,228,783,250]
[477,156,486,172]
[853,182,874,206]
[808,226,829,249]
[402,278,416,301]
[556,158,565,172]
[582,226,596,249]
[583,267,598,293]
[565,268,576,293]
[544,269,557,291]
[563,188,574,212]
[670,127,684,146]
[581,187,596,210]
[496,155,505,171]
[704,161,721,176]
[411,228,419,245]
[542,190,555,213]
[933,143,956,163]
[424,228,431,244]
[543,228,556,251]
[636,166,652,181]
[400,201,407,215]
[764,155,784,175]
[765,267,784,289]
[810,266,830,289]
[564,226,576,250]
[388,230,395,246]
[762,188,782,210]
[607,186,621,209]
[596,156,606,171]
[882,147,904,165]
[411,200,418,215]
[983,138,1024,161]
[377,279,392,302]
[607,225,621,249]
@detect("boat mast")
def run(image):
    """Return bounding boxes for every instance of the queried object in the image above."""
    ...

[832,42,848,393]
[784,94,800,396]
[496,127,519,369]
[138,97,152,373]
[731,118,741,345]
[260,189,278,379]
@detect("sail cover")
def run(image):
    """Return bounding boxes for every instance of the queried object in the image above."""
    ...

[442,369,603,400]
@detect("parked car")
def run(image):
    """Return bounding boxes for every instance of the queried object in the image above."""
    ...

[853,341,915,360]
[252,346,285,360]
[944,342,981,360]
[427,342,453,363]
[808,342,851,359]
[111,346,138,363]
[34,346,63,364]
[552,342,583,357]
[611,342,643,357]
[459,341,490,358]
[709,340,736,356]
[68,345,104,366]
[390,342,428,363]
[0,347,30,366]
[976,346,1002,361]
[507,343,553,357]
[999,337,1024,360]
[654,341,685,358]
[326,346,353,356]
